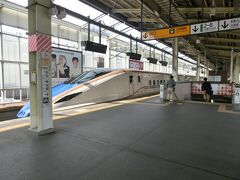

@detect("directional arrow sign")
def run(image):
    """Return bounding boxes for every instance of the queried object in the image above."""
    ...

[142,25,190,40]
[191,21,219,35]
[219,17,240,31]
[221,21,229,29]
[192,25,199,33]
[142,17,240,40]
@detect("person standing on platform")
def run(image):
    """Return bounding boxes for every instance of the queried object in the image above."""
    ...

[166,75,176,101]
[202,77,213,102]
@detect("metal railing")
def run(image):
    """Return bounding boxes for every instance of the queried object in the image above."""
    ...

[0,88,29,104]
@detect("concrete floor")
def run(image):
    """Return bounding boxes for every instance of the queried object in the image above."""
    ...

[0,97,240,180]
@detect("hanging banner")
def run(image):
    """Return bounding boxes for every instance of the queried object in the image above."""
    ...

[142,16,240,40]
[191,21,219,35]
[219,17,240,31]
[142,25,190,40]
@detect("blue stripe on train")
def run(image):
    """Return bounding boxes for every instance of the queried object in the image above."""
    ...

[17,83,78,118]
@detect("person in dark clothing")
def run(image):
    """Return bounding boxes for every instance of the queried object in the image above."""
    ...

[202,77,213,102]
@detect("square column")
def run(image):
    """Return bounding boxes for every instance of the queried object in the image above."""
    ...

[234,56,240,84]
[28,0,54,135]
[172,37,178,81]
[196,54,200,81]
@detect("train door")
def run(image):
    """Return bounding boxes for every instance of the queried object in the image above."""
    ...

[134,74,142,95]
[129,73,142,96]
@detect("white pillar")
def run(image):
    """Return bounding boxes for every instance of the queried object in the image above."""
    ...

[28,0,54,135]
[230,49,234,83]
[234,55,240,84]
[196,53,200,81]
[204,49,209,77]
[172,37,178,81]
[207,60,209,77]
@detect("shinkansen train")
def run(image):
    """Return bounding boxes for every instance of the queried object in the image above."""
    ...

[17,68,193,118]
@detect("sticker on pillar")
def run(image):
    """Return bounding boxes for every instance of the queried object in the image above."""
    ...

[160,84,164,99]
[41,51,51,67]
[235,87,240,104]
[42,67,50,104]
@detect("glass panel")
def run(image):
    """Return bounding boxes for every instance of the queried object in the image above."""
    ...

[2,35,20,61]
[54,0,103,20]
[63,15,86,27]
[20,64,29,88]
[20,38,28,62]
[0,35,2,60]
[59,38,78,49]
[3,63,20,89]
[2,25,27,38]
[6,0,28,7]
[0,63,2,89]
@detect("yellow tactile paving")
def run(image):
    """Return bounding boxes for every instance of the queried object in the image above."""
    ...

[0,94,162,132]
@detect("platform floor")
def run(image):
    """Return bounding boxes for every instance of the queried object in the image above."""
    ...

[0,96,240,180]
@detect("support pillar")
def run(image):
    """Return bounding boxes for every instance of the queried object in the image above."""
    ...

[172,37,178,81]
[28,0,54,135]
[234,56,240,84]
[196,53,200,81]
[206,60,209,77]
[230,49,234,83]
[204,49,209,77]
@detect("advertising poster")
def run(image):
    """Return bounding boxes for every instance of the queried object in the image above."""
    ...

[191,83,232,96]
[52,48,82,86]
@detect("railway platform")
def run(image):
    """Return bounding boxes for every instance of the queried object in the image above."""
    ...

[0,95,240,180]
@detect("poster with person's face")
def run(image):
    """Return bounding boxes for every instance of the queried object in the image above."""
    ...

[52,48,82,86]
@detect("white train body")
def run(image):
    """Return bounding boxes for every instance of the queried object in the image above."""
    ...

[53,69,171,110]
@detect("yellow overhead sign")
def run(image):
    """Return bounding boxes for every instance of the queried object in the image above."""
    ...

[142,25,190,40]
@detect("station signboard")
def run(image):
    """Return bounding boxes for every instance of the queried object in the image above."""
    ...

[142,25,190,40]
[129,59,143,70]
[142,16,240,40]
[219,17,240,31]
[190,21,219,35]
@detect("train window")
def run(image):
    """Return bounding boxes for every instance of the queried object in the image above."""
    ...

[157,80,159,85]
[153,80,156,85]
[55,92,82,104]
[138,75,141,83]
[129,76,133,83]
[149,80,152,86]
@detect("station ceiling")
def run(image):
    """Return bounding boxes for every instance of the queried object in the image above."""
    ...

[81,0,240,68]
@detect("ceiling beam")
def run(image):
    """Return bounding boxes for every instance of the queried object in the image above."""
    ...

[177,7,235,14]
[205,44,240,50]
[128,17,160,22]
[199,37,240,43]
[112,8,141,13]
[217,31,240,36]
[206,50,231,57]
